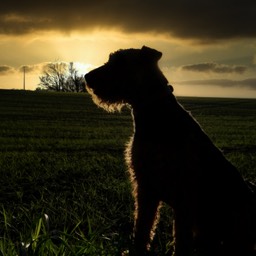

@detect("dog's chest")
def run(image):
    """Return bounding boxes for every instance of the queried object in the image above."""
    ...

[129,135,184,175]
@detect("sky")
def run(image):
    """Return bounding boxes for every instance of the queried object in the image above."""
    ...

[1,0,256,98]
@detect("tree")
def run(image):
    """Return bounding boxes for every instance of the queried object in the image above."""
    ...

[38,62,68,91]
[65,62,86,92]
[38,62,85,92]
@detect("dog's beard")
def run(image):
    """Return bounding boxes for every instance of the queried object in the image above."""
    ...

[86,85,125,112]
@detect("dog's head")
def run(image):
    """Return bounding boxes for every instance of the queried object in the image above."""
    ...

[85,46,170,111]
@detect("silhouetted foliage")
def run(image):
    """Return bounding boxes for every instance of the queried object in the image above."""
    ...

[38,62,85,92]
[66,62,86,92]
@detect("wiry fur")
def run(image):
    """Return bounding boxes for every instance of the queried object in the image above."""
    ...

[85,46,256,256]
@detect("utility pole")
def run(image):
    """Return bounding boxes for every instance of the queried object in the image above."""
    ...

[23,66,26,90]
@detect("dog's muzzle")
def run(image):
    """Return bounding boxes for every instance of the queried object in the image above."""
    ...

[84,73,90,85]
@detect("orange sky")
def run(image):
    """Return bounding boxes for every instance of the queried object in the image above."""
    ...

[1,1,256,98]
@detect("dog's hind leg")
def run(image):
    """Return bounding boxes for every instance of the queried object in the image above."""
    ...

[133,191,161,255]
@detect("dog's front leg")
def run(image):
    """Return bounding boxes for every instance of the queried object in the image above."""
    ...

[133,191,160,255]
[172,208,193,256]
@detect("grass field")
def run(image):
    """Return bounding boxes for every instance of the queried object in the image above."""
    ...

[0,90,256,255]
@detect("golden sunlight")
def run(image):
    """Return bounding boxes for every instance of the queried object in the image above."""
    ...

[73,62,94,75]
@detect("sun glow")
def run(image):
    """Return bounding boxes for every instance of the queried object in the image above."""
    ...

[73,62,94,76]
[1,28,256,97]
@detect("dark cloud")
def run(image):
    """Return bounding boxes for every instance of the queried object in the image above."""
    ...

[176,78,256,90]
[0,0,256,41]
[182,63,247,74]
[0,65,15,75]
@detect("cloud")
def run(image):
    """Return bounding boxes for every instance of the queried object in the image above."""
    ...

[0,62,87,76]
[18,65,41,73]
[182,63,247,74]
[0,63,53,76]
[253,55,256,65]
[0,65,15,75]
[176,78,256,90]
[0,0,256,42]
[17,62,49,73]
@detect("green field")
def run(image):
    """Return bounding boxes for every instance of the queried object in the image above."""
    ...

[0,90,256,255]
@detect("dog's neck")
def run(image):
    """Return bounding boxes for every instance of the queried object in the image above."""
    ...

[131,83,176,111]
[130,83,193,138]
[130,83,180,134]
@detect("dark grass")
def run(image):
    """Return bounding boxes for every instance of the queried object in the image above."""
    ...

[0,90,256,255]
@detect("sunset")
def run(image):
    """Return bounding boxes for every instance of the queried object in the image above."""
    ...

[1,1,256,97]
[1,1,256,255]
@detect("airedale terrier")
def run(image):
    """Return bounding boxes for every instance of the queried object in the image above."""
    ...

[84,46,256,256]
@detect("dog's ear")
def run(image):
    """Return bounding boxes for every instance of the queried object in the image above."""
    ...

[141,46,162,63]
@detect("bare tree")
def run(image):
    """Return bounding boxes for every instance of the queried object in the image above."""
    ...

[38,62,68,91]
[66,62,86,92]
[38,62,86,92]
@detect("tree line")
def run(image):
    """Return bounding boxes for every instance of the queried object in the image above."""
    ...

[37,62,86,92]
